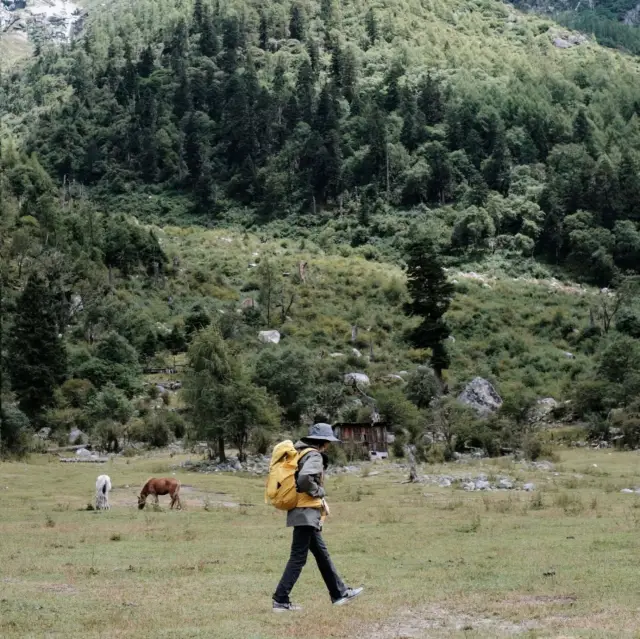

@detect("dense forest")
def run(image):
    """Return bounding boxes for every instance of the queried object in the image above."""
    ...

[1,0,640,458]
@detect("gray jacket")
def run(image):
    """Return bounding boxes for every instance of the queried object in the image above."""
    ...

[286,441,326,529]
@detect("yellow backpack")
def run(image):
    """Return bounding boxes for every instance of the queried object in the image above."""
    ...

[265,440,314,510]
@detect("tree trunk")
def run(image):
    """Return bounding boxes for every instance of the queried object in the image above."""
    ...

[405,444,418,483]
[218,435,226,462]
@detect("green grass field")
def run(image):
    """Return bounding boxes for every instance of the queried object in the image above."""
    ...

[2,448,640,638]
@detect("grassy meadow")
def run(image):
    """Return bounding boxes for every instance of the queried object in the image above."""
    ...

[2,448,640,638]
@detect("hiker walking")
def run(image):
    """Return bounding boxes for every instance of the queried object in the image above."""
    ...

[266,423,364,612]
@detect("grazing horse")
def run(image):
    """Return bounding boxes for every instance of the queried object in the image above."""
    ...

[138,477,182,510]
[95,475,112,510]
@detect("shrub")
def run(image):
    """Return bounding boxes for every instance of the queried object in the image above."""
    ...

[142,411,173,448]
[0,402,31,458]
[59,379,96,408]
[94,420,123,453]
[405,366,440,408]
[522,434,555,461]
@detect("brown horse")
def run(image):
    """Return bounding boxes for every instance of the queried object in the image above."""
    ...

[138,477,182,510]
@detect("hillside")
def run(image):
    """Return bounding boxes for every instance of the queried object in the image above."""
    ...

[2,0,640,458]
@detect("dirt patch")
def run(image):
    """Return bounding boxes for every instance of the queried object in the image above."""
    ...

[504,594,577,606]
[40,583,77,595]
[366,605,542,638]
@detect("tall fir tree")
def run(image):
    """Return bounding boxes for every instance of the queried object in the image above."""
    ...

[8,273,68,419]
[403,237,455,379]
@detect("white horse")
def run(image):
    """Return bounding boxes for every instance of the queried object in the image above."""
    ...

[95,475,112,510]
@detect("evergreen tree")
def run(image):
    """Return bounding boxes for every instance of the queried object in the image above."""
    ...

[403,237,455,379]
[296,58,315,124]
[365,8,378,45]
[8,273,67,419]
[199,9,219,58]
[259,12,269,50]
[289,4,306,41]
[137,46,155,79]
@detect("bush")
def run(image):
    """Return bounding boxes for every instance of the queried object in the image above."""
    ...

[0,402,31,458]
[252,345,316,424]
[522,434,555,461]
[94,420,123,453]
[143,411,173,448]
[165,411,186,438]
[249,427,272,455]
[405,367,440,408]
[59,379,96,408]
[326,444,348,466]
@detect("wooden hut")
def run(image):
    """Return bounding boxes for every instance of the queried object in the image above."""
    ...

[332,422,389,460]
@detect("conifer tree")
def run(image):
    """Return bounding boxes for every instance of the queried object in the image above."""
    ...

[8,273,67,419]
[404,237,454,380]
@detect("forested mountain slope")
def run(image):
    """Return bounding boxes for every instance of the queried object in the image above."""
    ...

[2,0,640,458]
[2,0,640,286]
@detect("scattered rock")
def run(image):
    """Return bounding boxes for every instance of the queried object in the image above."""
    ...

[383,374,405,383]
[344,372,370,386]
[528,397,559,424]
[553,37,572,49]
[438,477,452,488]
[352,348,362,358]
[329,353,344,358]
[523,483,536,492]
[462,482,476,491]
[498,478,514,490]
[621,488,635,494]
[36,427,52,440]
[563,351,575,359]
[457,377,503,416]
[258,330,280,344]
[475,479,491,490]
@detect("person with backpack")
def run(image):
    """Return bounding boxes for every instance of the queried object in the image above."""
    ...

[266,423,364,612]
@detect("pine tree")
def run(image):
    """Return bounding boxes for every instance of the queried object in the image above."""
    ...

[137,45,155,79]
[307,39,320,75]
[289,4,306,41]
[419,72,444,126]
[259,12,269,50]
[192,0,204,32]
[403,237,455,379]
[194,159,217,215]
[8,273,67,419]
[199,8,219,57]
[365,8,378,45]
[296,58,315,124]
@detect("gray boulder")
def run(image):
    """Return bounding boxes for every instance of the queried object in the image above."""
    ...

[475,479,491,490]
[498,478,514,490]
[457,377,503,415]
[523,483,536,492]
[344,372,370,386]
[258,330,280,344]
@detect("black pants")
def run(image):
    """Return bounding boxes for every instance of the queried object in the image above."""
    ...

[273,526,347,603]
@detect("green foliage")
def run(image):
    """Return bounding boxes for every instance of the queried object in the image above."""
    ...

[7,273,67,420]
[404,235,454,376]
[0,401,31,458]
[87,383,134,425]
[405,366,440,409]
[252,345,315,424]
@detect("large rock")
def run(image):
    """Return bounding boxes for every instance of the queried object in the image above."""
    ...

[344,372,370,386]
[528,397,558,423]
[457,377,502,416]
[258,330,280,344]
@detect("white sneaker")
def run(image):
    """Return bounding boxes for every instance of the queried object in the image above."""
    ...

[333,587,364,606]
[272,601,303,612]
